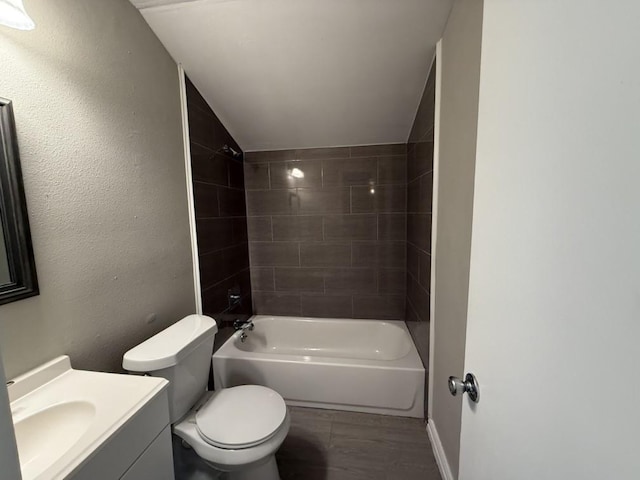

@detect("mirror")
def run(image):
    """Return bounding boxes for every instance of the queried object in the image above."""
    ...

[0,97,38,304]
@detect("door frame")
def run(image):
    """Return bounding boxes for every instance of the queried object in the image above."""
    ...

[426,39,455,480]
[177,64,203,315]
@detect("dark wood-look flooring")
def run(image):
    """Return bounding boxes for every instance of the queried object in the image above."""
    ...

[277,407,442,480]
[173,406,441,480]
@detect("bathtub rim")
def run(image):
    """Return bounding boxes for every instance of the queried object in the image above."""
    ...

[213,315,425,372]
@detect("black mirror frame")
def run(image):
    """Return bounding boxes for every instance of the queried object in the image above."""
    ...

[0,97,38,305]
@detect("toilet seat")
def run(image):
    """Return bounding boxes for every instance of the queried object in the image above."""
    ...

[195,385,287,449]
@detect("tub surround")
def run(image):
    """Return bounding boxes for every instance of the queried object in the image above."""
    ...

[245,145,407,320]
[405,60,437,418]
[213,315,425,418]
[186,78,252,321]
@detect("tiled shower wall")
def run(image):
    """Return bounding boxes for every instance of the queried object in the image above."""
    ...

[186,78,253,321]
[406,61,436,414]
[244,145,407,319]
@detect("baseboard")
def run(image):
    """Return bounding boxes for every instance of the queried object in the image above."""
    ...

[427,419,454,480]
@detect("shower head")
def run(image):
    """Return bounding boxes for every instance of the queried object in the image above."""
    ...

[220,144,242,159]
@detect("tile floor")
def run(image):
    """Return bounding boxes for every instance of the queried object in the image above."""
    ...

[173,406,442,480]
[276,407,442,480]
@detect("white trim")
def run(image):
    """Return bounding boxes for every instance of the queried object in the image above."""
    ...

[427,419,454,480]
[178,64,203,315]
[428,39,443,420]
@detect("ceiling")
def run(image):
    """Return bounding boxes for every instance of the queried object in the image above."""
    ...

[131,0,452,151]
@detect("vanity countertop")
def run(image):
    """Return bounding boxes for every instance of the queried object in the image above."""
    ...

[8,356,168,480]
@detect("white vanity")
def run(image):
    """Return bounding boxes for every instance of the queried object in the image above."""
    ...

[8,356,174,480]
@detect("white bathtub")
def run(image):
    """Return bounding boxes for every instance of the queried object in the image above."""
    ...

[212,315,425,418]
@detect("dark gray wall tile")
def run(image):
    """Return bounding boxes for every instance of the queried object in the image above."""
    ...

[251,267,275,291]
[407,274,430,322]
[275,267,325,292]
[218,187,246,217]
[378,214,407,241]
[228,158,245,189]
[407,214,432,252]
[253,292,301,316]
[324,215,377,240]
[297,188,350,215]
[196,218,233,254]
[419,251,431,291]
[232,217,249,243]
[407,140,434,181]
[324,268,376,294]
[353,295,405,320]
[202,270,252,316]
[323,158,377,187]
[301,243,351,267]
[272,216,323,241]
[408,66,436,143]
[350,144,406,157]
[250,242,300,266]
[247,216,272,241]
[352,242,406,268]
[351,185,406,214]
[193,182,219,218]
[407,179,420,213]
[187,78,252,320]
[270,161,323,189]
[200,244,249,289]
[187,105,216,150]
[300,295,353,318]
[191,144,228,186]
[407,243,420,278]
[244,163,270,190]
[378,269,406,295]
[246,189,298,215]
[246,143,411,319]
[420,172,433,214]
[378,155,407,185]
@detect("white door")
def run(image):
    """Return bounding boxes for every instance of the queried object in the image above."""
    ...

[458,1,640,479]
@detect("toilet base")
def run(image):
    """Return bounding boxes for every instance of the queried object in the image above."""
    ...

[216,456,280,480]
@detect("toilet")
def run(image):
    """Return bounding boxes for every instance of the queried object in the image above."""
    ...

[122,314,290,480]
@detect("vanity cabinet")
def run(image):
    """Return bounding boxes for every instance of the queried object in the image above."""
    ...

[70,382,175,480]
[121,427,174,480]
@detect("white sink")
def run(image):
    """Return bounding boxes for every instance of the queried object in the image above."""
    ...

[8,356,168,480]
[13,401,96,478]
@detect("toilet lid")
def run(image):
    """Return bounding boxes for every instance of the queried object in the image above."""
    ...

[195,385,287,449]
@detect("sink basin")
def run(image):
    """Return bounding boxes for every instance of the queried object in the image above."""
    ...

[13,401,96,479]
[8,356,168,479]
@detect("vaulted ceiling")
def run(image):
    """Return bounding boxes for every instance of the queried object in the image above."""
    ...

[130,0,452,151]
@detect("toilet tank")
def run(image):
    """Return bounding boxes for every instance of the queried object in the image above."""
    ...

[123,314,217,423]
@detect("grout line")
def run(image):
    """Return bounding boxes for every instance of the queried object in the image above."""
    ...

[270,215,274,241]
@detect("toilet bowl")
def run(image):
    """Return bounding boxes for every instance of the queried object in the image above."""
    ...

[123,314,289,480]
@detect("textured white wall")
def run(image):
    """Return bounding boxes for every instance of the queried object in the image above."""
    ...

[0,0,195,378]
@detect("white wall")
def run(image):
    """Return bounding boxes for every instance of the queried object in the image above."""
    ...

[0,353,21,480]
[430,0,483,477]
[0,0,195,378]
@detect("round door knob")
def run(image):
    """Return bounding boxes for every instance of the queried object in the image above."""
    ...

[448,373,480,403]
